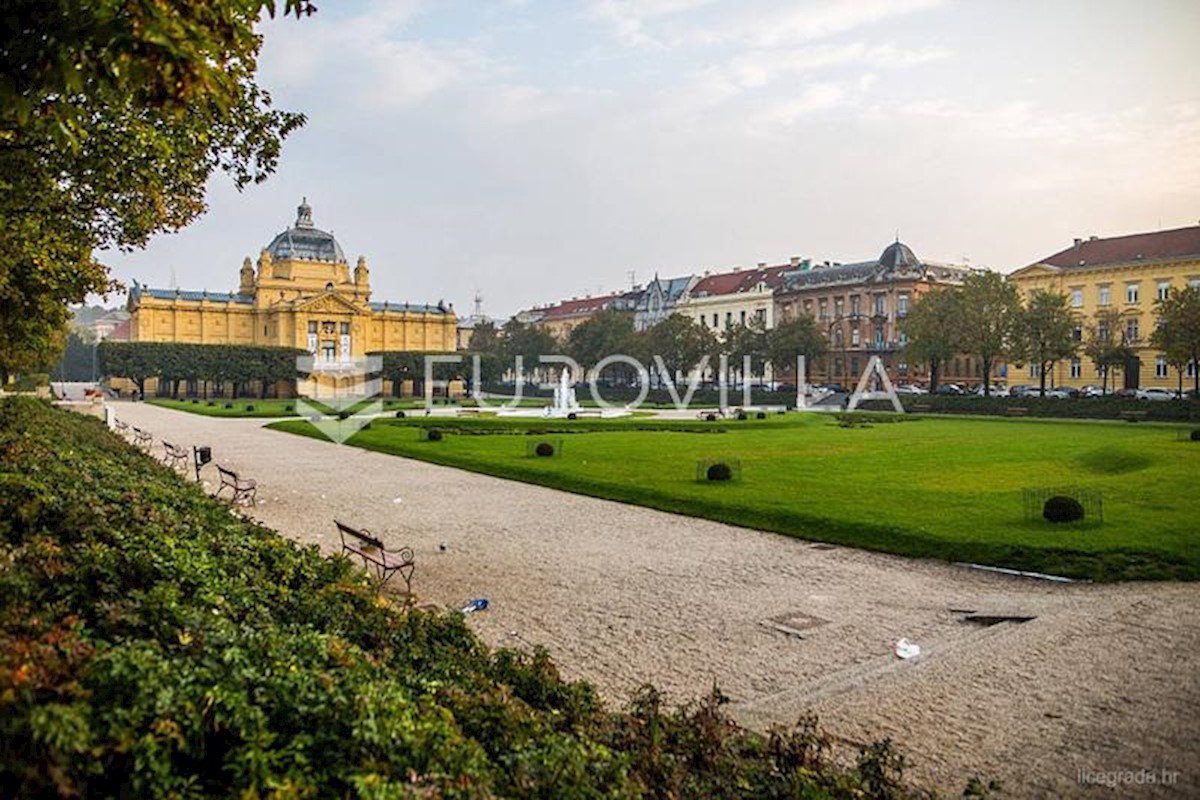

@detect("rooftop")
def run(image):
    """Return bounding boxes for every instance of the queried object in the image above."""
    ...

[265,198,347,264]
[1032,225,1200,270]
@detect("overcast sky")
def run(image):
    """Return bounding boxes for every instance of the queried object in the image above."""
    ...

[99,0,1200,319]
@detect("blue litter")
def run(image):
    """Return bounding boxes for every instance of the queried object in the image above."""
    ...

[461,598,489,614]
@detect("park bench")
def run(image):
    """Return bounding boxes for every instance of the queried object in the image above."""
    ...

[216,465,257,505]
[335,520,415,593]
[1120,410,1148,423]
[132,427,153,450]
[162,441,189,472]
[910,403,932,413]
[1005,407,1028,417]
[114,419,130,436]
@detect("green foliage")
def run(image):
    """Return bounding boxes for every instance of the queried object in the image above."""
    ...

[426,429,444,442]
[567,309,637,372]
[1151,286,1200,395]
[643,314,718,383]
[765,315,828,378]
[1082,308,1133,395]
[0,1,309,377]
[535,442,555,457]
[1192,429,1200,442]
[955,272,1022,396]
[902,289,960,391]
[706,462,733,481]
[1043,496,1086,523]
[0,397,934,797]
[1011,290,1079,396]
[99,341,307,397]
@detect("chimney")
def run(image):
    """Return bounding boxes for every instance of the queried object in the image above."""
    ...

[1088,235,1099,241]
[1073,238,1083,248]
[790,256,801,267]
[757,261,767,269]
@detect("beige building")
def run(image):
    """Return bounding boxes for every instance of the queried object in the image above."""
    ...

[127,199,457,394]
[680,262,791,338]
[1008,225,1200,390]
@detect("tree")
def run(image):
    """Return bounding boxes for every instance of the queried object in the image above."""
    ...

[765,315,827,384]
[954,272,1021,396]
[1151,286,1200,396]
[642,314,717,386]
[722,322,770,387]
[1082,308,1131,395]
[52,330,99,383]
[1,1,311,377]
[567,310,637,380]
[468,320,502,355]
[500,320,559,383]
[1011,289,1078,396]
[901,289,959,392]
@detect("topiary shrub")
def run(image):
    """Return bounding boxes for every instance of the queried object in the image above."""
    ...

[395,410,407,418]
[756,411,767,419]
[567,412,578,420]
[224,402,234,409]
[535,442,555,457]
[1043,495,1085,524]
[1191,429,1200,442]
[190,399,199,404]
[427,429,443,442]
[705,413,718,422]
[736,411,748,420]
[207,401,216,406]
[706,462,733,481]
[244,405,255,412]
[284,404,294,412]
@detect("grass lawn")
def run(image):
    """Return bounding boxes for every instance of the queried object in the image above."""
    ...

[266,413,1200,581]
[148,397,434,417]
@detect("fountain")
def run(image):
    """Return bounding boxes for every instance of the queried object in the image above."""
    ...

[493,366,630,418]
[549,367,580,417]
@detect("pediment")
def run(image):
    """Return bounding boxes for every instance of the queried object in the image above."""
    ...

[293,291,362,314]
[1007,263,1061,280]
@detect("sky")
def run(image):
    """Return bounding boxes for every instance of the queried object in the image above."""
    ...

[99,0,1200,319]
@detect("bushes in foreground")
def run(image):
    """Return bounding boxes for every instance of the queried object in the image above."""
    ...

[0,398,942,798]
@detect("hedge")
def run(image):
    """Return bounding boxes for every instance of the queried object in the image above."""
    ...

[98,341,308,398]
[0,398,946,798]
[858,395,1200,422]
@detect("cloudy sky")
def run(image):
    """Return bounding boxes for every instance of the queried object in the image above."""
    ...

[100,0,1200,318]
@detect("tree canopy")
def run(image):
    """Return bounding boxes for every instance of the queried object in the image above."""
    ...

[954,271,1021,396]
[901,289,960,391]
[0,1,311,377]
[1011,289,1078,396]
[1151,285,1200,395]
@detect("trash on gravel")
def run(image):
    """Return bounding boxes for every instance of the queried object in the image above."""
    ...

[461,598,489,614]
[893,638,921,659]
[393,497,403,503]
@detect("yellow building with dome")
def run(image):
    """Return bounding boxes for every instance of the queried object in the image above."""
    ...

[126,199,457,394]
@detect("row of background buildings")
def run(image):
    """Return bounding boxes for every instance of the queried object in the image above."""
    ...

[109,197,1200,393]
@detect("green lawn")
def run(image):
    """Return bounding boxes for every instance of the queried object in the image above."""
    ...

[267,413,1200,581]
[148,397,434,417]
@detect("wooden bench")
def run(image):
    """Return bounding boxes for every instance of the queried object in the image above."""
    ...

[162,441,189,472]
[216,465,257,505]
[335,520,415,593]
[114,419,130,436]
[132,427,153,449]
[1120,410,1148,422]
[1005,406,1028,417]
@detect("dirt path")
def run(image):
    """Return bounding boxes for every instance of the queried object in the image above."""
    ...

[113,402,1200,797]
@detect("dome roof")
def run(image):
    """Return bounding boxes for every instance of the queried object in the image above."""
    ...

[265,198,346,263]
[879,240,919,271]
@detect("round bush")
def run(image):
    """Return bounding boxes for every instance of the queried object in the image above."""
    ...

[284,404,294,412]
[567,412,578,420]
[535,442,555,457]
[427,429,443,442]
[705,413,718,422]
[190,399,199,404]
[207,401,216,406]
[756,411,767,419]
[395,410,407,418]
[1043,495,1085,524]
[706,462,733,481]
[224,402,234,409]
[736,411,748,420]
[337,409,353,420]
[1191,429,1200,442]
[244,405,255,412]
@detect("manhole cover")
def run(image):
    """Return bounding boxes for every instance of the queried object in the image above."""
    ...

[762,611,830,638]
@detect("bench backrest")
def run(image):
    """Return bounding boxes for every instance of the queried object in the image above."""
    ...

[335,519,384,550]
[216,465,238,481]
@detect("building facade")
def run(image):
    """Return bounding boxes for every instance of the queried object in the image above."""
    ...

[679,262,792,339]
[126,199,458,394]
[1007,225,1200,391]
[774,241,974,386]
[632,274,697,331]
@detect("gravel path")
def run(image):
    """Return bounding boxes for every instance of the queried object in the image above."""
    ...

[114,402,1200,797]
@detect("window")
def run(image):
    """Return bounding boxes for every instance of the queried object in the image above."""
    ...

[1157,281,1171,301]
[1156,356,1168,378]
[740,310,747,326]
[833,328,844,348]
[818,299,828,320]
[321,342,335,361]
[340,321,350,334]
[1190,278,1200,289]
[1029,363,1040,378]
[851,327,861,346]
[1070,359,1082,378]
[897,293,910,317]
[1070,287,1084,307]
[1189,361,1197,379]
[1126,283,1139,304]
[308,321,317,334]
[1098,285,1112,306]
[1097,323,1110,342]
[699,315,707,328]
[873,294,886,316]
[1072,325,1082,342]
[850,295,861,316]
[725,311,732,328]
[1125,318,1139,342]
[834,297,844,317]
[873,329,884,348]
[898,332,909,346]
[712,313,718,328]
[754,308,766,324]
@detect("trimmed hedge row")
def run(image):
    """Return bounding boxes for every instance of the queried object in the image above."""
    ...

[859,395,1200,422]
[0,398,939,798]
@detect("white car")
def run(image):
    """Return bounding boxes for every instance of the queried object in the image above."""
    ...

[1137,388,1176,401]
[894,384,928,395]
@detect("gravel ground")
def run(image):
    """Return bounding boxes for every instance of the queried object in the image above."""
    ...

[114,402,1200,798]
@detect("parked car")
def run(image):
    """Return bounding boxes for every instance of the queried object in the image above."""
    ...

[972,384,1009,397]
[1043,388,1072,399]
[1113,388,1139,399]
[1138,388,1177,401]
[1079,384,1105,398]
[894,383,928,395]
[1008,384,1037,398]
[933,383,964,396]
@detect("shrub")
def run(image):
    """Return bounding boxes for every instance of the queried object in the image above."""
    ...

[705,413,717,422]
[395,410,407,418]
[1043,495,1085,523]
[535,442,555,457]
[190,399,199,404]
[244,405,255,412]
[337,409,353,420]
[427,428,443,441]
[736,411,747,420]
[706,462,733,481]
[284,404,294,412]
[756,411,767,419]
[567,412,578,420]
[207,401,216,406]
[1191,429,1200,442]
[224,402,234,409]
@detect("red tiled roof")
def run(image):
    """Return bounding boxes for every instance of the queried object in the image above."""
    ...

[689,264,790,297]
[1034,225,1200,270]
[107,319,132,341]
[538,291,629,320]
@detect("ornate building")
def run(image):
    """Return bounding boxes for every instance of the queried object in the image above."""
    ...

[1008,225,1200,391]
[126,199,457,393]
